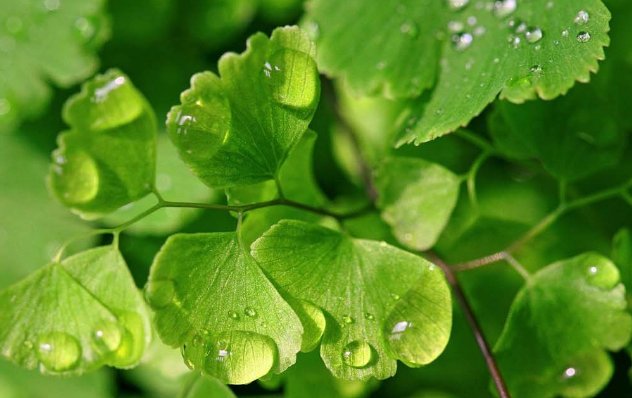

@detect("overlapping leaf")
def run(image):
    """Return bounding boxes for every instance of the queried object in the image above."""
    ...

[307,0,611,144]
[251,220,452,380]
[0,246,151,375]
[226,130,329,245]
[0,0,109,133]
[146,233,303,384]
[48,69,157,218]
[375,157,461,250]
[494,253,632,397]
[166,26,320,188]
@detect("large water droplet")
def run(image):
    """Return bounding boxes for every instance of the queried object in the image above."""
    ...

[264,49,319,116]
[92,320,123,354]
[451,32,473,51]
[574,10,589,25]
[108,311,146,368]
[525,27,543,43]
[50,148,99,205]
[192,331,277,384]
[36,332,81,373]
[576,31,591,43]
[493,0,517,18]
[167,74,231,161]
[145,280,175,308]
[447,0,469,11]
[341,340,373,368]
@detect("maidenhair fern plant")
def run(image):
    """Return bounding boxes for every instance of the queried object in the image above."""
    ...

[1,0,631,397]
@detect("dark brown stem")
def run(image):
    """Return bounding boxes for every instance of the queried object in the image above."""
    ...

[426,252,511,398]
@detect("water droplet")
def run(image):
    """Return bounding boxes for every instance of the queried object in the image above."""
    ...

[390,293,400,301]
[400,21,419,38]
[451,32,473,51]
[447,20,464,33]
[264,49,319,116]
[167,74,231,161]
[493,0,517,18]
[43,0,60,11]
[376,61,387,70]
[304,20,320,40]
[200,331,276,384]
[515,22,527,34]
[525,27,543,43]
[228,310,239,320]
[473,26,486,36]
[107,312,146,368]
[508,34,521,48]
[92,321,123,354]
[0,98,11,116]
[244,307,257,318]
[5,16,23,34]
[530,65,543,74]
[74,17,95,40]
[36,332,81,373]
[562,29,569,38]
[342,315,354,325]
[50,149,99,205]
[574,10,589,25]
[563,367,577,378]
[576,31,591,43]
[342,340,373,368]
[365,313,375,320]
[388,321,413,341]
[546,1,555,10]
[447,0,469,11]
[466,16,477,26]
[493,57,500,64]
[145,280,175,308]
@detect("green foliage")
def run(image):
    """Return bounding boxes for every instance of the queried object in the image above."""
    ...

[1,1,632,397]
[494,253,632,397]
[0,246,151,375]
[146,232,303,384]
[0,0,109,133]
[166,26,320,188]
[48,69,157,218]
[252,220,452,380]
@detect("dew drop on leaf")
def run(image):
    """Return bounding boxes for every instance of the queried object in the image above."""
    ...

[0,98,12,116]
[49,149,99,205]
[92,320,123,354]
[228,310,240,320]
[264,49,319,116]
[390,293,400,301]
[576,31,591,43]
[562,29,569,38]
[493,0,517,18]
[525,27,543,43]
[446,0,469,11]
[574,10,590,25]
[563,367,577,378]
[167,81,231,161]
[145,280,176,308]
[109,312,146,367]
[244,307,257,318]
[447,20,464,33]
[73,17,96,40]
[36,332,81,373]
[451,32,473,51]
[43,0,61,12]
[341,340,373,368]
[365,312,375,321]
[342,315,354,325]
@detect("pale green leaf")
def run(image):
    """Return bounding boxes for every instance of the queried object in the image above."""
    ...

[146,233,303,384]
[251,220,452,380]
[494,253,632,398]
[306,1,442,98]
[0,246,151,375]
[48,69,157,218]
[166,26,320,188]
[0,0,109,132]
[375,157,461,250]
[309,0,611,144]
[399,0,611,144]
